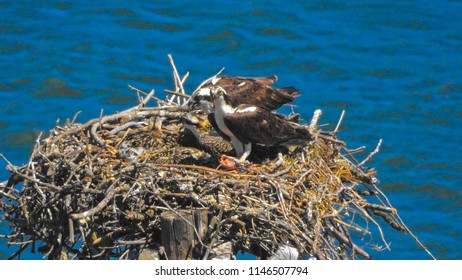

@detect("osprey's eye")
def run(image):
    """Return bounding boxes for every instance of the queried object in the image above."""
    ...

[217,88,226,95]
[210,86,226,100]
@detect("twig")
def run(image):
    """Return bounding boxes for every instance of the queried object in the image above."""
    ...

[167,54,187,104]
[333,110,346,135]
[70,183,128,220]
[7,166,61,191]
[146,163,255,178]
[362,202,396,214]
[8,240,31,260]
[353,201,391,251]
[0,153,15,168]
[128,85,171,106]
[164,89,191,98]
[109,121,147,135]
[358,139,382,167]
[48,107,139,143]
[0,189,18,200]
[309,109,322,134]
[202,210,224,260]
[30,162,46,203]
[139,89,156,107]
[327,223,370,259]
[90,122,105,146]
[68,218,75,244]
[71,111,82,124]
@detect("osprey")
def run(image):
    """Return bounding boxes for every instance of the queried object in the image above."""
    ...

[180,113,233,158]
[185,74,300,113]
[211,87,312,162]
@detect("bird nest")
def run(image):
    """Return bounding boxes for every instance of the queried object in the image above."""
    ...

[0,57,425,260]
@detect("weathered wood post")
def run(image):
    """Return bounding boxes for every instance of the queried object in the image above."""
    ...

[160,208,208,260]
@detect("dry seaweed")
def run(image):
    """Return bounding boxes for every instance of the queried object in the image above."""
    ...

[0,55,434,260]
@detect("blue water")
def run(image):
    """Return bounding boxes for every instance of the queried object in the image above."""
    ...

[1,1,461,260]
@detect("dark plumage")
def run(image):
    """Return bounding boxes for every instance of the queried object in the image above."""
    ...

[180,113,234,157]
[186,75,300,112]
[211,87,312,162]
[224,105,312,148]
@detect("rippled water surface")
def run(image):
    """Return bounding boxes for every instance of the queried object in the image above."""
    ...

[1,1,461,259]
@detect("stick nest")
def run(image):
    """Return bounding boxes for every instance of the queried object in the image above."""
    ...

[0,60,409,260]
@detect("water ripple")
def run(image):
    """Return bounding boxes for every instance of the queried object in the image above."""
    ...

[33,78,83,98]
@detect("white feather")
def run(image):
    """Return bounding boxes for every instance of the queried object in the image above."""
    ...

[211,76,221,85]
[235,106,257,113]
[215,98,235,115]
[213,94,245,157]
[198,88,211,96]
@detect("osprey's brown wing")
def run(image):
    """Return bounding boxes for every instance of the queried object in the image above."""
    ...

[190,75,300,111]
[217,75,278,87]
[223,82,300,111]
[223,105,311,147]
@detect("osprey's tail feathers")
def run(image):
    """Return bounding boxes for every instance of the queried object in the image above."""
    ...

[279,86,301,97]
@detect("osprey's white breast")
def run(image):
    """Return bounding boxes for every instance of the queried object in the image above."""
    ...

[213,99,236,138]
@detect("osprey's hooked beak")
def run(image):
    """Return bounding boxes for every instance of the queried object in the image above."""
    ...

[180,98,194,110]
[181,97,198,110]
[183,88,214,111]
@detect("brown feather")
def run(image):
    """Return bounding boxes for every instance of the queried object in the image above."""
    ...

[192,75,300,111]
[223,106,312,147]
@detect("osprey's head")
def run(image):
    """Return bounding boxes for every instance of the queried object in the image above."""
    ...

[183,74,223,112]
[184,87,213,112]
[180,113,211,133]
[210,86,227,104]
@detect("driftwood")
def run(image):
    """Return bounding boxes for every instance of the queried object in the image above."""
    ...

[0,55,434,260]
